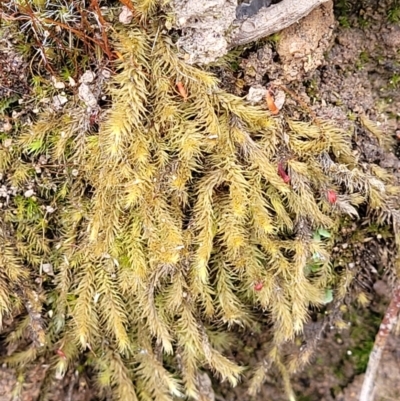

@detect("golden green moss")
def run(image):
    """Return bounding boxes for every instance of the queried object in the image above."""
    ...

[0,0,400,399]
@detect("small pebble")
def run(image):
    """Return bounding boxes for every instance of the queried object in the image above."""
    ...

[2,122,12,132]
[41,263,54,276]
[79,70,95,84]
[53,95,68,108]
[24,189,35,198]
[101,69,111,79]
[46,206,55,214]
[53,81,65,89]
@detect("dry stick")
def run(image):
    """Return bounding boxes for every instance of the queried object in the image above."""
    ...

[66,371,78,401]
[2,10,113,60]
[231,0,330,47]
[89,0,113,59]
[359,283,400,401]
[277,84,318,122]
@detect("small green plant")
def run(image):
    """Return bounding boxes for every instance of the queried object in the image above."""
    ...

[268,32,281,44]
[358,17,370,29]
[305,79,320,102]
[351,340,374,373]
[338,16,351,28]
[388,2,400,23]
[356,50,370,70]
[360,51,369,63]
[335,0,352,28]
[389,73,400,89]
[0,95,19,115]
[348,310,382,374]
[335,0,351,15]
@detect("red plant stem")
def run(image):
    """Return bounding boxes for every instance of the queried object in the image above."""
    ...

[118,0,140,19]
[278,161,290,184]
[359,282,400,401]
[89,0,113,59]
[4,6,112,58]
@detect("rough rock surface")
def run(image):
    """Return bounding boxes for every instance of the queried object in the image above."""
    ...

[171,0,237,65]
[170,0,331,65]
[240,1,335,86]
[276,1,335,81]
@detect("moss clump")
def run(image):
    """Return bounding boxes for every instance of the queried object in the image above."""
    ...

[1,0,400,399]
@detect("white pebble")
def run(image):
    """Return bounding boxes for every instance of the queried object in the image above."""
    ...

[46,205,55,214]
[24,189,35,198]
[53,81,65,89]
[79,70,95,84]
[42,263,54,275]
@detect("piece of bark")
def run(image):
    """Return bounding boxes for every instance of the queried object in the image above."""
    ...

[230,0,330,47]
[359,283,400,401]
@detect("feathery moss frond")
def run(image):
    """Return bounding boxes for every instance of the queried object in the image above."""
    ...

[97,349,139,401]
[136,341,183,400]
[71,259,99,350]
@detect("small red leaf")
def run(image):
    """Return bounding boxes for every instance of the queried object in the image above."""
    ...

[56,349,67,360]
[176,81,188,101]
[254,282,263,291]
[265,89,279,115]
[327,189,337,204]
[278,161,290,184]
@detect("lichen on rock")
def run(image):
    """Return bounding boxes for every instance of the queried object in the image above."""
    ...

[170,0,237,64]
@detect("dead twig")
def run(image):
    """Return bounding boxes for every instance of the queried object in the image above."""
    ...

[231,0,330,47]
[1,2,116,68]
[359,282,400,401]
[89,0,114,60]
[66,370,78,401]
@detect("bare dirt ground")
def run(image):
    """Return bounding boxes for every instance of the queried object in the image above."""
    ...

[0,0,399,400]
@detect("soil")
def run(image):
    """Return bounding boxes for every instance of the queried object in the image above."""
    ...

[1,0,400,400]
[0,364,92,401]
